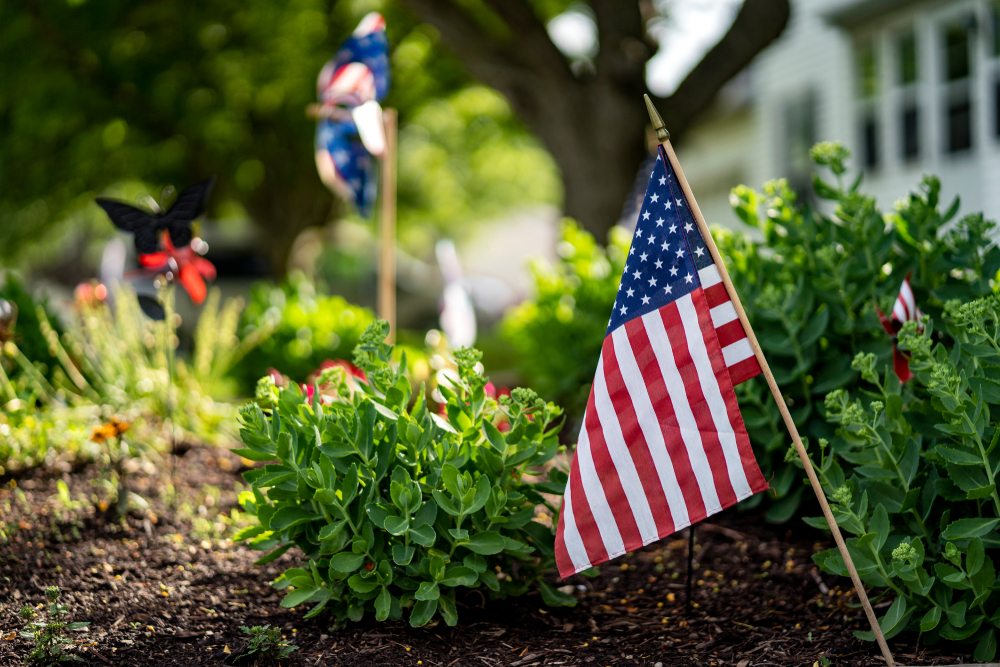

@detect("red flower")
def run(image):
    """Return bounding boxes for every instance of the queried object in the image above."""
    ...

[137,232,216,304]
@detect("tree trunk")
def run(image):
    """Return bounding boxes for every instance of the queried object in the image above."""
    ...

[398,0,791,244]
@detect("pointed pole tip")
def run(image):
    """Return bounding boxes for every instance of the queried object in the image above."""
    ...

[644,94,670,143]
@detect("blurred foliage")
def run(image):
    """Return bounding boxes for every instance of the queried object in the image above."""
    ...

[0,285,266,473]
[504,143,1000,520]
[0,274,61,382]
[238,274,375,391]
[397,85,559,251]
[502,220,628,421]
[0,0,557,271]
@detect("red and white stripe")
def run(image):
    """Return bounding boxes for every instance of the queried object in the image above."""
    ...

[555,288,768,578]
[891,274,924,329]
[700,265,761,386]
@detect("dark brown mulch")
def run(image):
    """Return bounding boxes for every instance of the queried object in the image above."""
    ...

[0,448,970,666]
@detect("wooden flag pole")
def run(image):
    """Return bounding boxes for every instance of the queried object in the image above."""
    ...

[644,95,895,667]
[379,108,397,344]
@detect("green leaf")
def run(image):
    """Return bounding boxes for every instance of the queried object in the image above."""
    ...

[269,507,321,532]
[937,446,984,465]
[854,466,897,480]
[413,501,437,528]
[970,377,1000,404]
[318,521,347,541]
[439,565,478,587]
[430,413,457,434]
[330,552,365,574]
[254,544,291,565]
[869,504,889,553]
[281,587,319,608]
[375,588,391,622]
[409,524,436,547]
[371,401,399,421]
[463,553,487,573]
[415,581,440,601]
[967,484,996,500]
[942,518,1000,540]
[463,531,506,555]
[348,573,379,594]
[967,537,986,576]
[438,594,458,627]
[232,525,265,541]
[232,448,278,462]
[975,628,997,662]
[392,544,416,566]
[482,419,507,455]
[465,475,491,514]
[384,515,409,536]
[432,489,461,516]
[410,599,438,627]
[920,606,942,632]
[539,581,577,607]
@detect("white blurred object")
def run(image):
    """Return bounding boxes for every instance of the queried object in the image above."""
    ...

[352,100,386,157]
[100,236,127,304]
[547,6,598,60]
[436,239,476,349]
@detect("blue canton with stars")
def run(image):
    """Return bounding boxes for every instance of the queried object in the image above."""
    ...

[606,146,715,336]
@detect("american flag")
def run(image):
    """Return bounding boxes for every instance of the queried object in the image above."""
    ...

[555,145,769,577]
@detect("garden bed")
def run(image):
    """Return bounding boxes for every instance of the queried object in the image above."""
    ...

[0,448,969,666]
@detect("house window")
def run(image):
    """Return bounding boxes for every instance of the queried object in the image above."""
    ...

[902,105,920,160]
[857,38,879,98]
[898,29,918,85]
[861,113,879,168]
[942,18,973,153]
[896,28,920,160]
[782,91,816,196]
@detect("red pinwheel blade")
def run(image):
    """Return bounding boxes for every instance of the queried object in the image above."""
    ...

[179,264,207,304]
[893,344,913,384]
[138,252,169,268]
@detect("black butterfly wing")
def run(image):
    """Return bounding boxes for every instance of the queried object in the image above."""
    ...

[95,199,163,254]
[162,177,215,248]
[137,294,166,321]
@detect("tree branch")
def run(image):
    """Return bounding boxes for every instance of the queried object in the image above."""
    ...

[662,0,790,134]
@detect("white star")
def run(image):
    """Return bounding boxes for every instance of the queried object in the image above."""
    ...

[661,241,669,251]
[676,199,684,207]
[624,262,629,271]
[684,222,693,232]
[641,295,651,305]
[669,224,677,234]
[620,305,628,315]
[629,247,634,255]
[685,273,694,284]
[650,194,659,203]
[618,282,622,291]
[647,235,655,245]
[664,285,672,294]
[633,270,641,279]
[658,176,666,185]
[640,252,648,262]
[670,266,679,276]
[626,288,635,298]
[655,259,663,269]
[648,277,657,287]
[695,247,705,257]
[642,211,650,221]
[676,248,685,258]
[665,201,672,210]
[636,229,643,238]
[656,217,664,227]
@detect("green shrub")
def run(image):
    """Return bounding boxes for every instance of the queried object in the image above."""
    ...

[235,321,572,627]
[504,144,999,519]
[237,274,374,393]
[726,143,998,519]
[19,586,89,664]
[804,297,1000,660]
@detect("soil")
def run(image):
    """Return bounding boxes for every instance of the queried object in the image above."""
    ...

[0,447,973,666]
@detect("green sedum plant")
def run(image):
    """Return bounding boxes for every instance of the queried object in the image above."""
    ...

[803,296,1000,660]
[235,320,572,627]
[237,625,298,662]
[19,586,89,664]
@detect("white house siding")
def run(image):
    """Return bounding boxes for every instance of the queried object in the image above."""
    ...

[676,0,1000,232]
